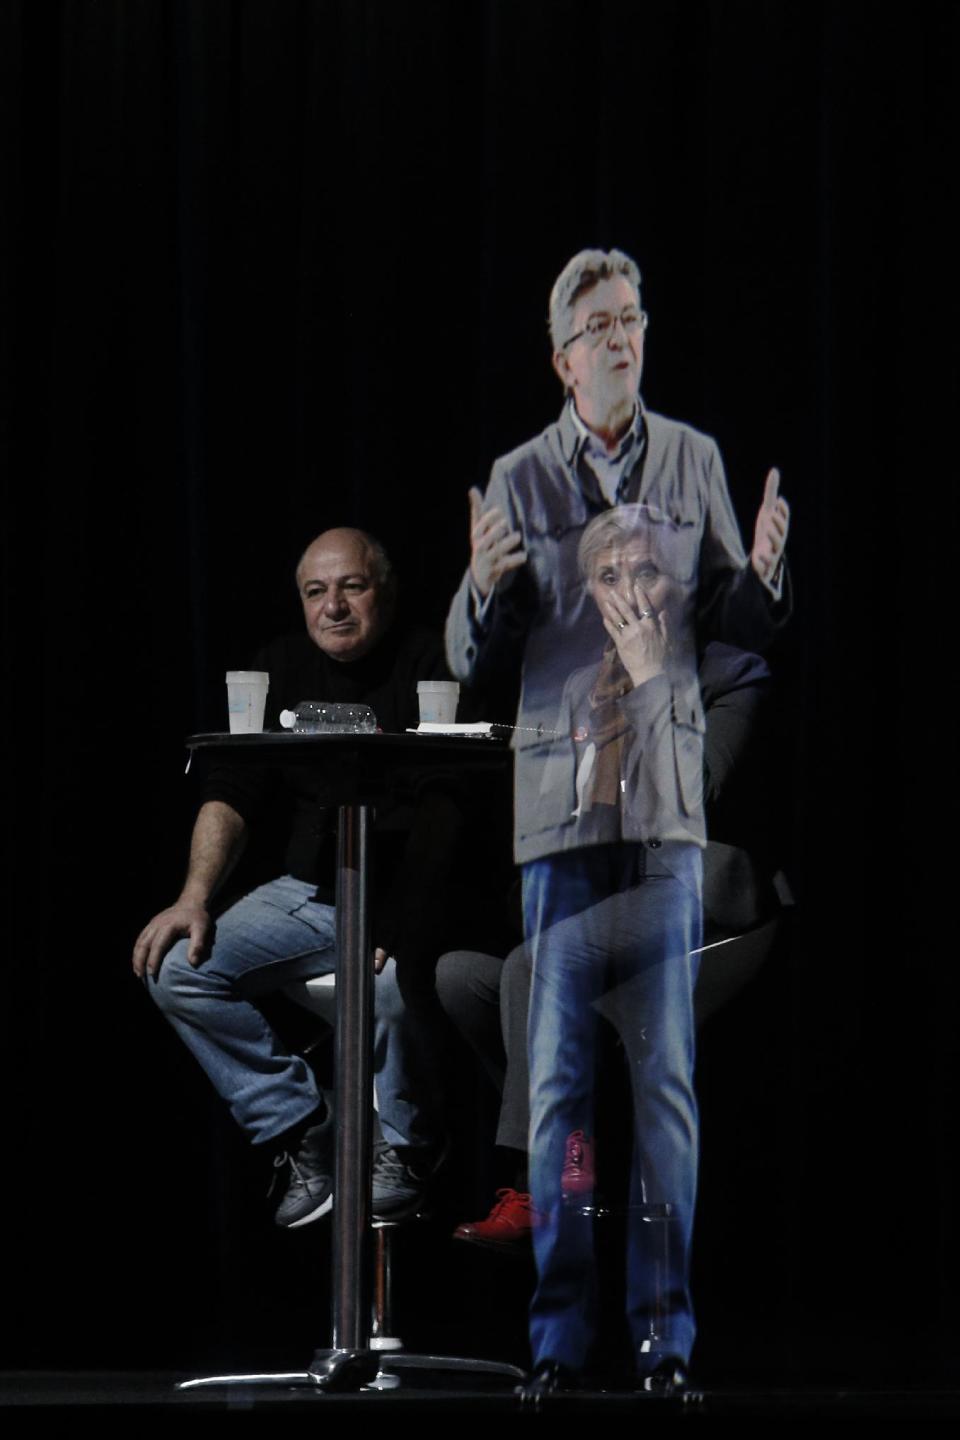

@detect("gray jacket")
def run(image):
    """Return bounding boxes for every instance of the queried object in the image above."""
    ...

[445,402,787,864]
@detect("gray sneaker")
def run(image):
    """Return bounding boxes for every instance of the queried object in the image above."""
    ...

[371,1138,445,1221]
[272,1114,334,1228]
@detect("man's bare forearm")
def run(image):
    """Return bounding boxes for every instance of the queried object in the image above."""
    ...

[178,800,248,906]
[133,801,248,977]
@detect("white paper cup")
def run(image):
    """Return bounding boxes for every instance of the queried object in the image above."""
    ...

[417,680,460,725]
[226,671,269,733]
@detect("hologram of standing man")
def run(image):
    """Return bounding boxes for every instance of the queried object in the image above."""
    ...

[446,247,789,1393]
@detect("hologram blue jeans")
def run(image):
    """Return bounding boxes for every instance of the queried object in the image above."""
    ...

[523,842,702,1372]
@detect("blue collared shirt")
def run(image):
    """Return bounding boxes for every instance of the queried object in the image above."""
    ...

[568,398,648,506]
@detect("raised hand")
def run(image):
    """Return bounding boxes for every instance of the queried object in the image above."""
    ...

[469,486,527,598]
[751,468,790,588]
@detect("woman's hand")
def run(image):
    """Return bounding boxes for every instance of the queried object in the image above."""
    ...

[600,582,668,687]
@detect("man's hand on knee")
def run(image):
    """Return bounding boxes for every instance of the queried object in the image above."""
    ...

[132,898,213,979]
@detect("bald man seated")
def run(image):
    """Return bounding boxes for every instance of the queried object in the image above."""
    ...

[133,529,456,1227]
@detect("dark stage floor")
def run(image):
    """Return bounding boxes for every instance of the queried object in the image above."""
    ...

[3,1373,960,1419]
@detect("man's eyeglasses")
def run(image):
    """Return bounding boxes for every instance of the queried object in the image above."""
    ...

[562,308,648,350]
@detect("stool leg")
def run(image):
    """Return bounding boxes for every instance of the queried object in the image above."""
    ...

[370,1223,403,1353]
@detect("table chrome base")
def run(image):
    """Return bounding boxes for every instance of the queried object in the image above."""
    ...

[177,1349,525,1395]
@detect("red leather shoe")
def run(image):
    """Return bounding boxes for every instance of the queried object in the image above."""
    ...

[561,1130,595,1197]
[452,1188,539,1254]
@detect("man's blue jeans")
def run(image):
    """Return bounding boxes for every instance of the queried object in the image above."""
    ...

[148,875,435,1149]
[523,842,702,1372]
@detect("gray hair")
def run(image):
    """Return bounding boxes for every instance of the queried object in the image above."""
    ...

[577,504,695,586]
[548,248,642,352]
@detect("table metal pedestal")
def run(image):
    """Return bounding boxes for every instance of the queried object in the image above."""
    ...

[177,731,523,1396]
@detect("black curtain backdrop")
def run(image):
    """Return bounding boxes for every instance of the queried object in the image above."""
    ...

[1,0,957,1381]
